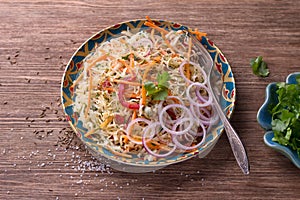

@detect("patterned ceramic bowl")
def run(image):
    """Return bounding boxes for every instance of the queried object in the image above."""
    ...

[61,19,236,172]
[257,72,300,169]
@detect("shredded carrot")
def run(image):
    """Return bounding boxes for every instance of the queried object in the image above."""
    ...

[189,28,207,41]
[139,61,150,68]
[183,68,191,80]
[169,95,181,105]
[132,135,142,142]
[84,129,96,137]
[118,59,130,68]
[187,36,192,63]
[125,92,140,98]
[110,60,121,69]
[87,54,108,71]
[103,87,114,92]
[141,87,147,106]
[184,36,192,80]
[144,16,175,55]
[72,54,108,88]
[171,53,179,58]
[118,59,134,74]
[131,110,137,121]
[112,79,142,86]
[141,62,156,105]
[120,134,129,144]
[145,15,154,24]
[144,21,169,35]
[152,56,161,63]
[146,141,161,150]
[129,53,134,69]
[71,72,84,88]
[145,140,172,151]
[161,34,176,54]
[119,38,126,44]
[100,116,114,129]
[127,127,143,144]
[84,72,93,118]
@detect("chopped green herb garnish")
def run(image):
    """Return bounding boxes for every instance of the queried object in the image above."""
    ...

[144,72,170,101]
[121,54,130,60]
[250,56,269,77]
[121,53,138,60]
[270,77,300,157]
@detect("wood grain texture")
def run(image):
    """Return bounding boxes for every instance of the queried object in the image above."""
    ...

[0,0,299,199]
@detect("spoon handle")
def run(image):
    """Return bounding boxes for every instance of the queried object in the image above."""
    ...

[187,32,250,174]
[213,100,250,175]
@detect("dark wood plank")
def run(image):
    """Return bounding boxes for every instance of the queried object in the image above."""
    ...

[0,0,299,199]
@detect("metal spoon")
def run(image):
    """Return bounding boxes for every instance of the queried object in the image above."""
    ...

[188,32,250,175]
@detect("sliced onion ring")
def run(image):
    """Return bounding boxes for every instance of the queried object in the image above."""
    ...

[190,104,219,127]
[126,118,151,144]
[186,82,213,108]
[171,118,194,136]
[172,122,207,150]
[142,122,176,158]
[159,104,194,135]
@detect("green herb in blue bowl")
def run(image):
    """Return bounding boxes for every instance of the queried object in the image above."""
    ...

[257,72,300,169]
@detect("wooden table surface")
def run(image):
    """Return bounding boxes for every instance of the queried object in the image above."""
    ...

[0,0,299,199]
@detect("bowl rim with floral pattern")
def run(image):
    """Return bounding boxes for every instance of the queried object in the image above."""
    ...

[61,19,236,169]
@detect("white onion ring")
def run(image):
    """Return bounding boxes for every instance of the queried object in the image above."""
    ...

[172,122,207,150]
[196,89,209,103]
[126,118,151,144]
[143,121,160,140]
[171,117,194,136]
[142,122,176,158]
[157,96,186,126]
[190,104,210,125]
[186,82,213,108]
[159,104,194,136]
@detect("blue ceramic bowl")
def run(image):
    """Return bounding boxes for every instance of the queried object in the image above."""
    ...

[61,19,236,172]
[257,72,300,169]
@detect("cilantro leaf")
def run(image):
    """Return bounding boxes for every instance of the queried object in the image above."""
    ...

[144,82,157,95]
[121,54,130,60]
[250,56,269,77]
[270,80,300,157]
[144,72,170,101]
[157,71,170,88]
[152,89,169,101]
